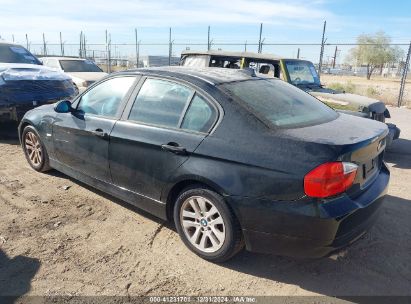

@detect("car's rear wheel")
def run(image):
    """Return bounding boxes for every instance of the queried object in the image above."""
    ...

[174,186,243,262]
[22,126,51,172]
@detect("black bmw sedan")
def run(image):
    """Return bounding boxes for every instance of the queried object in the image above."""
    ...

[19,67,389,262]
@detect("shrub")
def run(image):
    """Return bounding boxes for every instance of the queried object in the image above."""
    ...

[366,87,380,97]
[328,81,356,93]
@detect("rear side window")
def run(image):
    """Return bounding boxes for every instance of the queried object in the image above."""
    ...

[129,78,194,128]
[221,79,338,128]
[181,55,209,67]
[60,60,102,72]
[181,94,217,132]
[46,59,61,70]
[128,78,218,132]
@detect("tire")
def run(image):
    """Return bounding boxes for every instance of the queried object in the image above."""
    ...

[174,186,244,262]
[22,125,51,172]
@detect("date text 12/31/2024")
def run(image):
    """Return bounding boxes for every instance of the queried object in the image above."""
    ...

[149,296,257,303]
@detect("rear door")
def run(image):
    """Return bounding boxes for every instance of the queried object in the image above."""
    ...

[52,76,137,182]
[109,76,219,202]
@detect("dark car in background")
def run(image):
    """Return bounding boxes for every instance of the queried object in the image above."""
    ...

[180,50,400,146]
[19,67,389,262]
[0,42,76,122]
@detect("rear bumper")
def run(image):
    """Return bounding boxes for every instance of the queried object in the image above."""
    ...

[228,164,390,258]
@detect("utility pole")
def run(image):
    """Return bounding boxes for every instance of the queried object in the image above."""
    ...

[332,45,338,68]
[108,33,112,72]
[398,41,411,107]
[168,27,172,66]
[80,31,83,57]
[105,30,111,73]
[83,33,86,58]
[137,41,140,68]
[138,27,141,67]
[244,41,247,52]
[297,48,300,59]
[60,32,64,56]
[25,34,29,50]
[258,23,263,53]
[42,33,47,56]
[207,26,211,51]
[79,32,86,58]
[12,34,14,43]
[318,20,327,75]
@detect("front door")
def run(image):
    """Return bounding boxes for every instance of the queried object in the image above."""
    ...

[52,76,137,182]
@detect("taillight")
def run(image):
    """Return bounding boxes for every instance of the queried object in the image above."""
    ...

[304,162,358,198]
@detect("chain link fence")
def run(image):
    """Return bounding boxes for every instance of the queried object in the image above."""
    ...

[22,36,411,108]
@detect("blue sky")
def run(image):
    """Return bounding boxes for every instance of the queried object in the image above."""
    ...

[0,0,410,62]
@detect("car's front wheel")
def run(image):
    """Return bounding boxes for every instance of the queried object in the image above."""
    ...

[174,186,244,262]
[22,125,51,172]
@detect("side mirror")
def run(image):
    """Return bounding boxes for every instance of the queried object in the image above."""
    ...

[54,99,72,113]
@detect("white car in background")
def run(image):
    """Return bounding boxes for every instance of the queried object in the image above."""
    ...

[39,57,107,93]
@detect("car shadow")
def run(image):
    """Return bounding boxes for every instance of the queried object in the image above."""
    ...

[0,250,40,303]
[47,170,173,230]
[221,194,411,300]
[0,122,20,145]
[385,138,411,169]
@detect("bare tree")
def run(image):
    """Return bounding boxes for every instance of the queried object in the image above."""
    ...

[349,31,404,80]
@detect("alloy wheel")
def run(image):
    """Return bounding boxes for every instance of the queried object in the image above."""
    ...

[25,131,42,167]
[180,196,226,253]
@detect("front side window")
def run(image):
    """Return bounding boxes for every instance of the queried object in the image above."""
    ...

[77,77,135,117]
[128,78,193,128]
[221,78,338,128]
[181,94,217,132]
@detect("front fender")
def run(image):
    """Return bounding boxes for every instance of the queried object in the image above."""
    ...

[18,107,55,155]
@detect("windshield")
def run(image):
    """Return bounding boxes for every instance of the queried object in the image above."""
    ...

[220,78,338,128]
[0,44,41,65]
[59,60,102,72]
[285,60,320,86]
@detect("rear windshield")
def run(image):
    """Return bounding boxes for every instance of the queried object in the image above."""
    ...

[60,60,102,72]
[220,78,338,128]
[0,44,41,65]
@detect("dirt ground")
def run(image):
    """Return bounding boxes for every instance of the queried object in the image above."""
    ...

[0,107,410,301]
[321,74,411,108]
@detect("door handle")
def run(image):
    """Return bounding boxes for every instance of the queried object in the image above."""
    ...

[91,129,108,139]
[161,142,187,155]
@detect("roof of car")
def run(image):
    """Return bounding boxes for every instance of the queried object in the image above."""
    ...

[122,66,264,85]
[181,50,283,61]
[38,56,87,61]
[0,41,24,46]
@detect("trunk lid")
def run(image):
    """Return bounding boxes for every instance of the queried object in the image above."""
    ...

[282,113,388,193]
